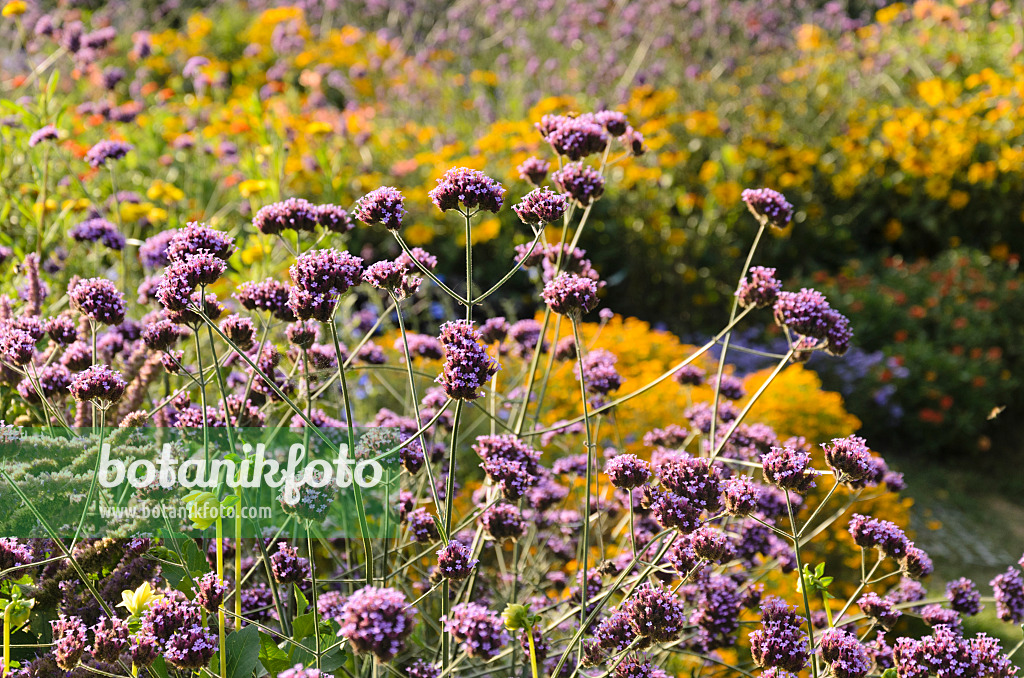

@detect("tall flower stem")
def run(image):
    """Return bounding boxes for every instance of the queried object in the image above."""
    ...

[328,319,372,587]
[442,400,465,676]
[194,327,210,466]
[463,209,474,321]
[215,515,227,678]
[570,317,595,633]
[307,522,321,669]
[786,490,819,678]
[2,601,12,678]
[710,218,766,446]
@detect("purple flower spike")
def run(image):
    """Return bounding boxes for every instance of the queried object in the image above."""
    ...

[741,188,794,228]
[428,167,505,214]
[517,157,550,185]
[339,586,415,662]
[543,272,599,316]
[513,187,569,226]
[737,266,782,309]
[70,364,126,407]
[70,278,126,325]
[85,140,132,167]
[552,162,605,205]
[353,187,407,230]
[442,602,509,660]
[436,320,500,400]
[436,540,479,580]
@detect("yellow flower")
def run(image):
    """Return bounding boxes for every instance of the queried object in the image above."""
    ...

[947,190,969,210]
[183,490,221,530]
[117,581,163,617]
[146,180,185,204]
[883,219,903,242]
[2,0,27,17]
[238,179,268,198]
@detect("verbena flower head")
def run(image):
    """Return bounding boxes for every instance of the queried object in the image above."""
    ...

[722,475,760,515]
[821,435,874,481]
[164,620,217,670]
[193,572,228,614]
[442,602,509,660]
[396,247,438,272]
[576,348,622,395]
[479,317,509,344]
[710,373,746,400]
[90,616,129,663]
[773,288,853,356]
[43,314,77,345]
[847,513,909,560]
[818,627,871,678]
[480,502,526,541]
[288,249,364,321]
[893,625,1017,678]
[363,260,421,300]
[0,325,36,365]
[436,320,500,400]
[51,615,87,670]
[28,124,60,147]
[541,114,608,160]
[70,218,125,250]
[139,230,177,269]
[552,162,605,205]
[673,364,706,386]
[353,187,406,230]
[543,272,599,316]
[761,445,816,493]
[253,198,319,234]
[270,543,309,584]
[623,582,687,643]
[428,167,505,213]
[513,187,569,226]
[858,592,901,630]
[657,454,722,512]
[606,454,650,490]
[595,110,630,136]
[219,314,256,350]
[749,596,809,672]
[166,223,236,263]
[741,188,793,228]
[339,586,414,662]
[517,157,550,185]
[287,320,319,349]
[71,278,126,325]
[436,539,479,580]
[946,577,983,616]
[85,139,132,167]
[70,364,125,407]
[315,203,353,233]
[991,566,1024,623]
[406,507,439,543]
[236,279,296,321]
[737,266,782,309]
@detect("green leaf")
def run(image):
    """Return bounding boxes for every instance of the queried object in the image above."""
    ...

[181,537,211,576]
[149,657,170,678]
[225,625,261,678]
[292,613,315,644]
[293,585,309,615]
[258,632,292,676]
[319,641,350,672]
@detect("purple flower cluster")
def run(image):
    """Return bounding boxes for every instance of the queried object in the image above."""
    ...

[166,223,236,263]
[543,272,600,316]
[773,288,853,357]
[480,502,526,541]
[606,454,650,489]
[85,139,132,167]
[442,602,509,660]
[622,583,687,643]
[406,507,439,543]
[70,365,126,406]
[858,591,901,629]
[363,260,421,300]
[353,187,406,230]
[821,435,874,481]
[270,543,310,584]
[28,124,60,147]
[236,279,295,321]
[71,278,127,325]
[946,577,983,616]
[737,266,782,309]
[576,348,622,395]
[436,539,478,580]
[90,616,129,663]
[253,198,319,234]
[552,162,606,205]
[539,114,608,160]
[339,586,415,662]
[847,513,909,560]
[893,625,1016,678]
[741,188,794,228]
[818,627,871,678]
[761,445,816,493]
[473,434,542,500]
[428,167,505,213]
[749,596,809,672]
[194,572,229,614]
[690,573,743,651]
[657,454,722,512]
[722,475,760,515]
[436,320,500,400]
[673,364,706,386]
[51,615,87,670]
[517,156,550,184]
[513,187,569,225]
[288,249,364,321]
[70,218,125,250]
[991,566,1024,624]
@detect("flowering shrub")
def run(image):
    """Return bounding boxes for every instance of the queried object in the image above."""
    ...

[0,3,1021,678]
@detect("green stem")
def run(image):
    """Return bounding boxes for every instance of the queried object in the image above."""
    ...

[442,401,465,675]
[526,627,540,678]
[464,209,473,321]
[307,523,321,669]
[570,317,595,635]
[787,490,819,678]
[194,327,210,466]
[3,602,12,678]
[216,516,227,678]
